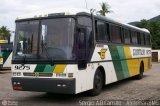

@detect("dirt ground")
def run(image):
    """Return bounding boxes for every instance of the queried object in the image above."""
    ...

[0,63,160,106]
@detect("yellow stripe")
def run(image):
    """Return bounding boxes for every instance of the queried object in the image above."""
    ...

[123,46,132,58]
[127,59,140,76]
[124,46,151,76]
[124,46,139,77]
[53,65,67,73]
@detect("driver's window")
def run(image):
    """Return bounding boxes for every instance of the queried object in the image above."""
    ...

[78,29,85,49]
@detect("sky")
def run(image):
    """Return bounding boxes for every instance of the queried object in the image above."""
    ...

[0,0,160,32]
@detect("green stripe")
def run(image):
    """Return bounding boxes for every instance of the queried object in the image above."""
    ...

[34,64,46,72]
[109,45,124,80]
[117,46,129,78]
[43,65,55,72]
[34,64,56,73]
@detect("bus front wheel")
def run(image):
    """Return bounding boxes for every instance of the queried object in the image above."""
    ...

[89,69,103,96]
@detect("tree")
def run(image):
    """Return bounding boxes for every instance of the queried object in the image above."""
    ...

[99,2,112,16]
[0,26,11,42]
[135,20,160,49]
[136,19,149,28]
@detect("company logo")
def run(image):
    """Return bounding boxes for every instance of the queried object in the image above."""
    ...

[98,49,107,59]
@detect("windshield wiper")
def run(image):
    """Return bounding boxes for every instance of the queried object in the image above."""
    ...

[21,54,26,66]
[41,41,54,65]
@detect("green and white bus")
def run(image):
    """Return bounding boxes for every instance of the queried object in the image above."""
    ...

[0,40,13,70]
[11,9,152,95]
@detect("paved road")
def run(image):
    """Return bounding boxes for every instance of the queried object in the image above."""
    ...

[0,64,160,106]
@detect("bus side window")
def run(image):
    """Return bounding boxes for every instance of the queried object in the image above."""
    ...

[145,34,151,46]
[137,32,141,45]
[131,31,138,44]
[111,25,122,43]
[121,28,125,43]
[143,33,146,45]
[95,21,109,42]
[140,33,145,46]
[124,29,131,44]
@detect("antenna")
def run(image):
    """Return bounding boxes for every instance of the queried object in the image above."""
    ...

[85,0,88,9]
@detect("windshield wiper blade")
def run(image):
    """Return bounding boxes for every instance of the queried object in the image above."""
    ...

[41,42,54,65]
[21,54,26,65]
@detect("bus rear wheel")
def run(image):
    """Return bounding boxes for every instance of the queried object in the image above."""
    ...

[89,69,103,96]
[136,63,144,80]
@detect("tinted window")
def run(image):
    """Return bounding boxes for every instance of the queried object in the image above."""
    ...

[78,17,92,48]
[140,33,145,45]
[131,31,138,44]
[111,25,121,43]
[124,29,131,44]
[40,18,76,60]
[78,17,92,27]
[15,21,39,55]
[1,43,13,51]
[78,17,93,58]
[145,34,151,46]
[95,21,109,42]
[137,32,141,45]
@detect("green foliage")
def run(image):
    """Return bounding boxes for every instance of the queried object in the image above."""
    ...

[0,26,11,43]
[136,20,160,49]
[0,26,10,37]
[99,2,112,16]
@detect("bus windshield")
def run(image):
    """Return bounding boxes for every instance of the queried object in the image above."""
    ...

[15,20,39,58]
[14,18,76,61]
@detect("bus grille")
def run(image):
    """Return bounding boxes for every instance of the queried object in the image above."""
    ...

[23,72,53,77]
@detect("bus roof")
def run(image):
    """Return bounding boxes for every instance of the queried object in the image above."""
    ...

[16,8,150,34]
[16,8,90,20]
[93,14,150,33]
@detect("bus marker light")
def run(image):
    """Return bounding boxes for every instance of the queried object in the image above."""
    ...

[57,84,61,87]
[17,82,21,85]
[62,84,66,87]
[13,82,16,85]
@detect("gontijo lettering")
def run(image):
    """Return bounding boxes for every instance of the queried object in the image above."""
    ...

[133,49,145,56]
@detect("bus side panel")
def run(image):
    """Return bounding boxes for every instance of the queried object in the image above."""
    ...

[2,52,12,68]
[109,45,131,80]
[126,59,140,77]
[90,45,119,84]
[124,46,151,77]
[142,57,152,72]
[91,45,152,82]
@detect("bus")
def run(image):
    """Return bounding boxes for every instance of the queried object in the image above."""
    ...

[11,9,152,96]
[0,46,3,69]
[0,40,13,70]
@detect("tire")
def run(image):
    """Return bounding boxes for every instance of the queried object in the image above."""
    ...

[89,69,103,96]
[136,63,144,80]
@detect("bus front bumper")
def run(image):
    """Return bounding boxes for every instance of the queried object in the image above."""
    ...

[11,77,76,94]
